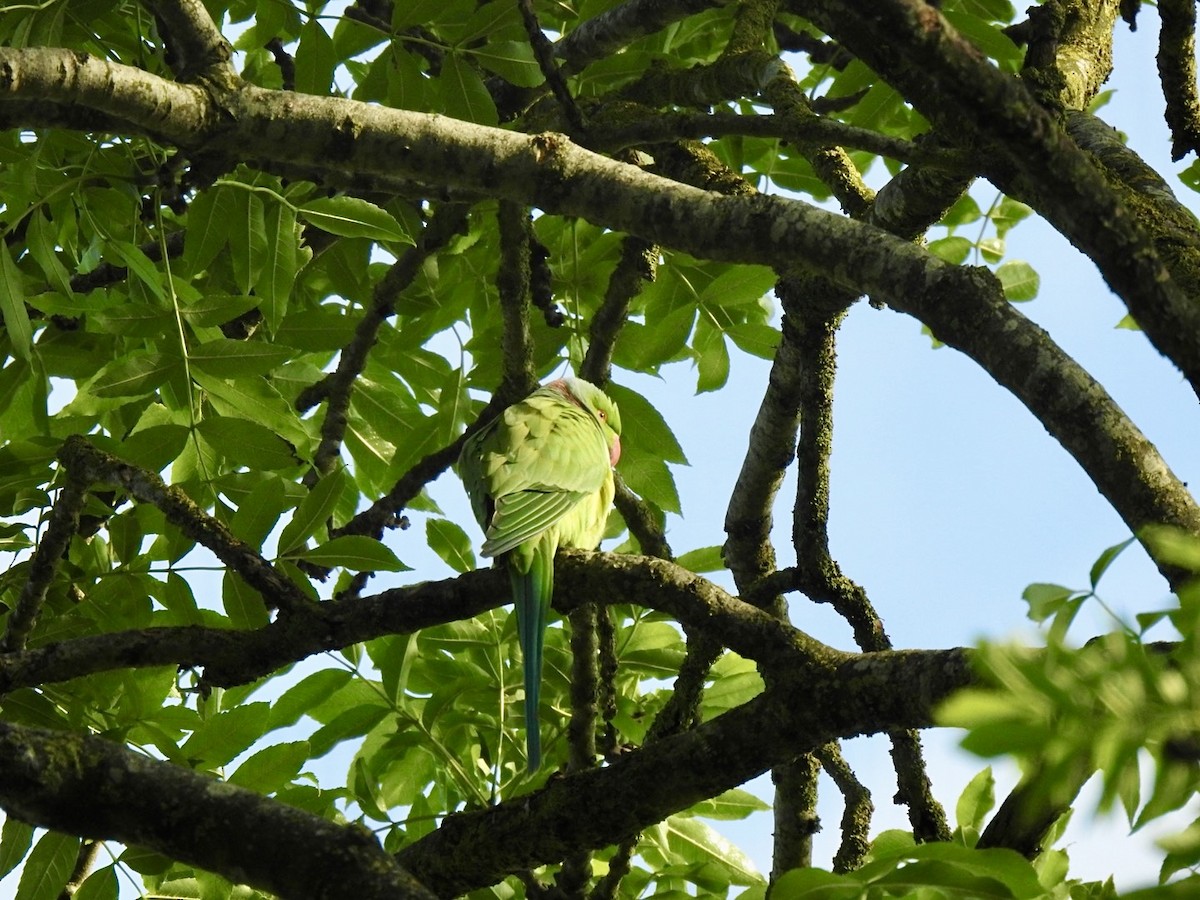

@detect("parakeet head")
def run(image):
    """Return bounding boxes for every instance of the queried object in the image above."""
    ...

[556,378,622,466]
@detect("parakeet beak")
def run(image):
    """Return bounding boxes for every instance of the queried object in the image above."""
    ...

[610,435,622,467]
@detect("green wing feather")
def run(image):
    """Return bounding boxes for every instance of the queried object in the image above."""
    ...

[459,379,620,770]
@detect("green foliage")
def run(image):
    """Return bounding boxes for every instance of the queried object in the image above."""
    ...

[773,838,1054,899]
[941,537,1200,884]
[0,0,1183,896]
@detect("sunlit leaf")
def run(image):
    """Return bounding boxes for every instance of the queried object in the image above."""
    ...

[298,196,412,243]
[292,535,410,572]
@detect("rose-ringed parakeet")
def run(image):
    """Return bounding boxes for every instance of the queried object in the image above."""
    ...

[459,378,622,770]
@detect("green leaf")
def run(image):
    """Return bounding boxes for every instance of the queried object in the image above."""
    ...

[183,187,235,274]
[270,668,354,729]
[25,210,73,297]
[618,450,681,514]
[996,259,1039,301]
[473,40,544,87]
[928,236,973,264]
[697,264,776,310]
[687,788,770,820]
[229,475,291,547]
[0,817,34,879]
[426,518,476,573]
[15,831,78,900]
[90,352,181,399]
[727,323,780,359]
[1143,524,1200,572]
[229,741,310,793]
[189,338,296,378]
[439,53,499,125]
[955,767,996,834]
[693,318,730,393]
[605,383,688,465]
[115,424,190,471]
[771,866,862,898]
[192,369,311,450]
[1021,582,1078,623]
[295,18,336,95]
[198,416,300,470]
[275,307,358,351]
[277,468,348,556]
[0,243,33,362]
[182,701,272,768]
[257,200,299,333]
[291,534,410,571]
[660,815,763,886]
[676,545,725,573]
[308,703,391,757]
[180,293,260,328]
[942,194,983,227]
[89,301,172,337]
[1089,537,1135,589]
[298,196,412,243]
[942,9,1022,62]
[229,189,268,294]
[106,240,167,303]
[72,865,118,900]
[991,196,1033,236]
[222,571,270,629]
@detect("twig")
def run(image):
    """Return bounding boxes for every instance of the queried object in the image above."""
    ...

[589,109,962,168]
[1,472,87,654]
[58,838,103,900]
[773,22,854,70]
[1158,0,1200,159]
[561,605,598,890]
[814,743,872,872]
[518,0,586,135]
[57,436,314,617]
[557,0,736,74]
[580,236,657,388]
[497,201,538,399]
[770,753,820,878]
[304,204,470,481]
[296,203,470,417]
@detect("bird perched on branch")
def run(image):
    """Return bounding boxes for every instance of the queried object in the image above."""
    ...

[459,378,622,770]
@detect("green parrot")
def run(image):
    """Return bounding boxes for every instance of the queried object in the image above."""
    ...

[459,378,622,770]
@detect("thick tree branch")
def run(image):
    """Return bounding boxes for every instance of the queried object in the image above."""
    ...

[145,0,236,83]
[792,0,1200,398]
[4,42,1193,587]
[0,721,436,900]
[396,646,975,894]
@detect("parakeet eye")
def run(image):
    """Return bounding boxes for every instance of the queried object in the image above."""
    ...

[597,410,607,420]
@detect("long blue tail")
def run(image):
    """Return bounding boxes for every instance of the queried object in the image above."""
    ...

[511,546,553,771]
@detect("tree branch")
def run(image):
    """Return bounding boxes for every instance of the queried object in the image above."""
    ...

[793,0,1200,397]
[145,0,236,83]
[0,720,436,900]
[4,44,1194,578]
[1157,0,1200,160]
[57,436,314,616]
[1,472,87,653]
[396,646,975,894]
